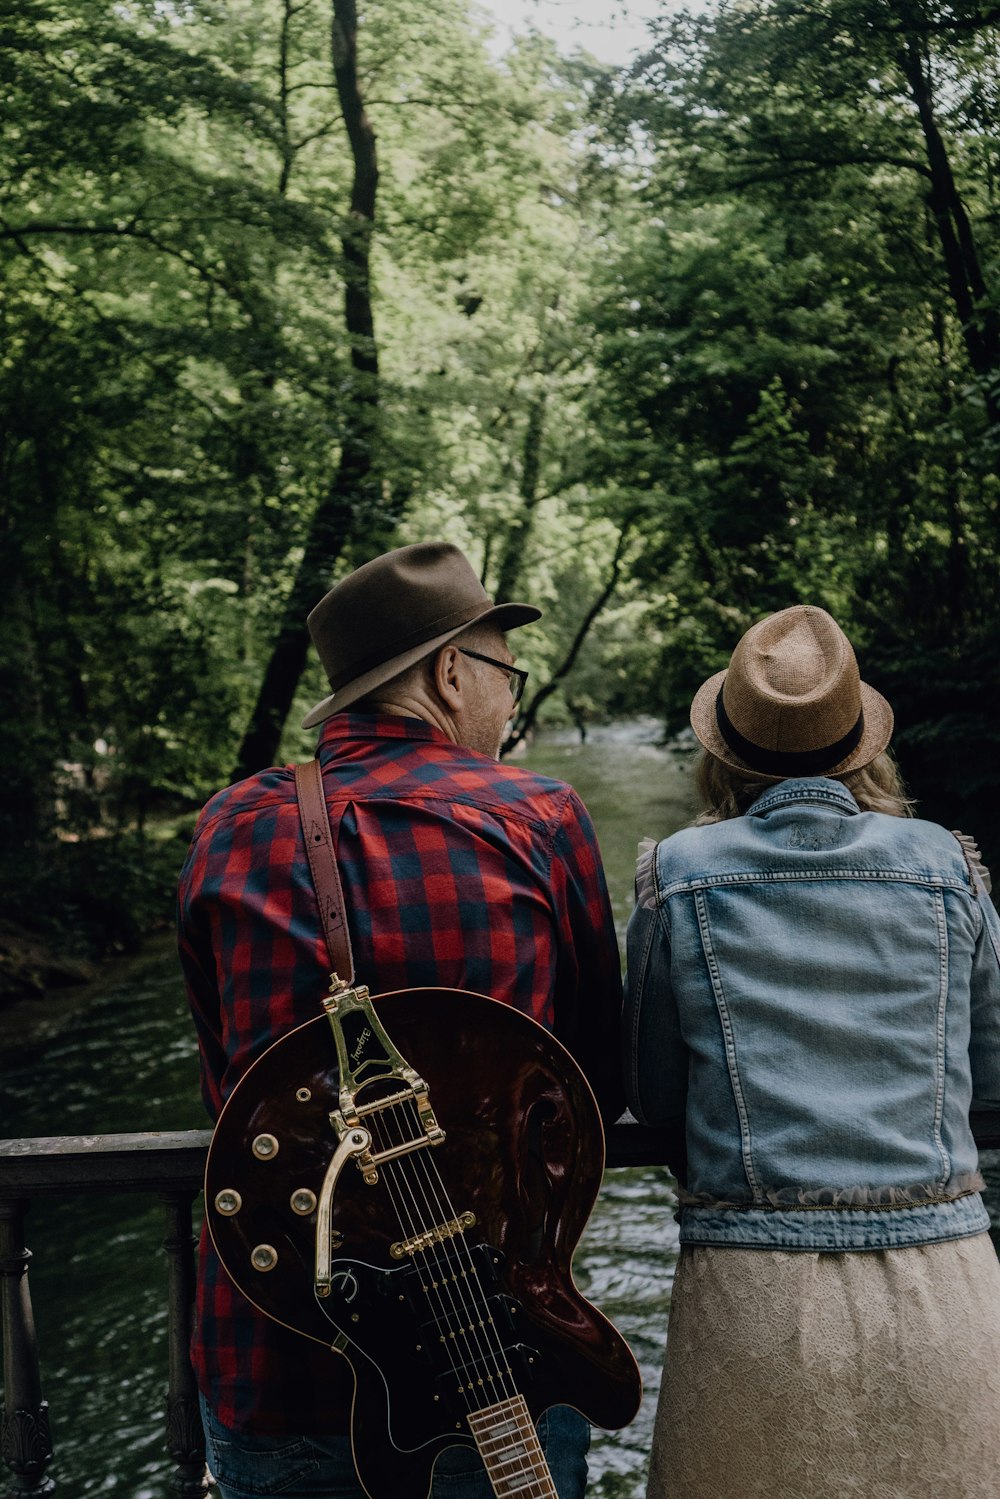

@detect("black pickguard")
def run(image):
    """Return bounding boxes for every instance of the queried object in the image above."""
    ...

[313,1244,544,1453]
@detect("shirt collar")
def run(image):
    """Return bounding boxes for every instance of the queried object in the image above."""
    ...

[316,710,452,749]
[748,776,860,817]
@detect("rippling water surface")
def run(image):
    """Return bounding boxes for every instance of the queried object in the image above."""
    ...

[2,720,696,1497]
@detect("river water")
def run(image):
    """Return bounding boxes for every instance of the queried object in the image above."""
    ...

[1,720,696,1499]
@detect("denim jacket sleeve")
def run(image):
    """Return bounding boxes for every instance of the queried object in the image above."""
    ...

[623,866,689,1181]
[970,892,1000,1115]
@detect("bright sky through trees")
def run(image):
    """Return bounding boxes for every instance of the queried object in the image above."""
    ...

[477,0,673,64]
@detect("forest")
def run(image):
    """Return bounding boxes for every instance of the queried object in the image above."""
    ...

[3,0,1000,990]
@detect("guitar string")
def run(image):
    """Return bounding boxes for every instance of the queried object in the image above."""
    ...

[359,1104,475,1410]
[386,1099,521,1407]
[364,1099,512,1428]
[341,1095,550,1496]
[375,1100,545,1497]
[369,1101,514,1412]
[406,1156,546,1497]
[406,1118,551,1494]
[385,1097,548,1494]
[367,1108,547,1499]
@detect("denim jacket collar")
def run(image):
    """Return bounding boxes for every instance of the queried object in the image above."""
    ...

[747,776,860,818]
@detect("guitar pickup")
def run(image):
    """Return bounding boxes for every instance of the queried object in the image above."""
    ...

[434,1342,545,1412]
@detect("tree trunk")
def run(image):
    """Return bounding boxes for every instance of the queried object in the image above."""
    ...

[0,567,55,865]
[494,391,548,603]
[233,0,381,780]
[898,33,1000,422]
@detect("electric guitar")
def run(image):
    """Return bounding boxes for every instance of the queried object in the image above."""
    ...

[205,978,642,1499]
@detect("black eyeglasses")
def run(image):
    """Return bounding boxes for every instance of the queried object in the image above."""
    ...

[458,648,529,706]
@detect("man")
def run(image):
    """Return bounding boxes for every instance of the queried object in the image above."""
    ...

[178,541,624,1499]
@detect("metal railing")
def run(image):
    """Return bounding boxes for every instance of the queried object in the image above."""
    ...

[0,1123,676,1497]
[1,1132,211,1498]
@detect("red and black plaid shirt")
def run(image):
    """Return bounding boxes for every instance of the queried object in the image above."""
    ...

[178,712,623,1434]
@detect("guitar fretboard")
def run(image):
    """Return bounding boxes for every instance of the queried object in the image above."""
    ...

[467,1396,558,1498]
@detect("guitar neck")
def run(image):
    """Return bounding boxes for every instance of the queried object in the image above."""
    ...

[466,1396,559,1498]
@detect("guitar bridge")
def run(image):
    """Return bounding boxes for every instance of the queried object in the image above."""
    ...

[390,1210,476,1260]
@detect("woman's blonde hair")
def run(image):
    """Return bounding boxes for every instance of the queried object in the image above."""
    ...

[693,748,914,824]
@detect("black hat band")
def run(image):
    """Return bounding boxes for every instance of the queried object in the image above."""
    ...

[715,687,865,776]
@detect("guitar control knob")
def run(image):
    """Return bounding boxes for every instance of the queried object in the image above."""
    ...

[252,1133,279,1160]
[251,1244,279,1272]
[214,1189,242,1217]
[290,1189,318,1216]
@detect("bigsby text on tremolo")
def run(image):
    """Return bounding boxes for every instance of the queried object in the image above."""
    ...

[314,976,449,1294]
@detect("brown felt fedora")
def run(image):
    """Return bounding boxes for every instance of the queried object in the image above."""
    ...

[689,605,893,781]
[302,542,541,728]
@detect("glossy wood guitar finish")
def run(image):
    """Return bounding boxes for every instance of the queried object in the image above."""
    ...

[205,988,641,1499]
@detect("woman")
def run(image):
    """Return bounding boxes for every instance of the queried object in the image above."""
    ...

[625,604,1000,1499]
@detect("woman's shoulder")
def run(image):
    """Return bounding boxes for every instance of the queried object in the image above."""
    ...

[873,813,991,890]
[950,829,992,895]
[634,812,992,902]
[634,823,719,906]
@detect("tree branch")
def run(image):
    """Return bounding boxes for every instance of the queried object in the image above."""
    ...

[0,218,240,297]
[502,525,632,755]
[870,5,1000,35]
[730,152,933,189]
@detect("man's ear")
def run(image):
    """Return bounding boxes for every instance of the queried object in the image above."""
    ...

[432,644,464,710]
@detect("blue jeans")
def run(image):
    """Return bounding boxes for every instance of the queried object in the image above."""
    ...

[200,1395,590,1499]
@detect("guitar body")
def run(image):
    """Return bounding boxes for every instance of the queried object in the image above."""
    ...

[205,988,641,1499]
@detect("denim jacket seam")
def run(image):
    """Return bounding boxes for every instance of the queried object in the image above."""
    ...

[694,888,762,1198]
[978,898,999,967]
[749,787,859,816]
[679,1183,983,1212]
[931,888,951,1186]
[656,869,972,900]
[678,1193,990,1250]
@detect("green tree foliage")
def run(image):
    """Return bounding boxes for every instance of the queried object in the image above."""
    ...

[6,0,1000,977]
[0,0,636,963]
[595,0,1000,855]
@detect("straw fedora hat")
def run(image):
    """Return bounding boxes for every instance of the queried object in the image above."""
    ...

[689,605,893,781]
[301,542,540,729]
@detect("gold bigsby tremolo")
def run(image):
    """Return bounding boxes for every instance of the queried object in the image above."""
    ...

[314,973,446,1295]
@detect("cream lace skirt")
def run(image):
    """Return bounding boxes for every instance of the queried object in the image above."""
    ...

[647,1233,1000,1499]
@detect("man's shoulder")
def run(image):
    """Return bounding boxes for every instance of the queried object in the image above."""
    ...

[412,745,584,827]
[191,765,297,842]
[345,734,599,841]
[188,748,587,838]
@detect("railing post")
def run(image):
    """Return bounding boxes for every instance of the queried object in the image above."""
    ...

[161,1191,210,1496]
[0,1200,54,1498]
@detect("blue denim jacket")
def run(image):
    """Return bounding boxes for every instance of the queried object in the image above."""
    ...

[624,777,1000,1251]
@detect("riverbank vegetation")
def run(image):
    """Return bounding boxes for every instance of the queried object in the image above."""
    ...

[3,0,1000,991]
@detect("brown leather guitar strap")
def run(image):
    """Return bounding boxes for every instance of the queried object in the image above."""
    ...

[294,758,356,985]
